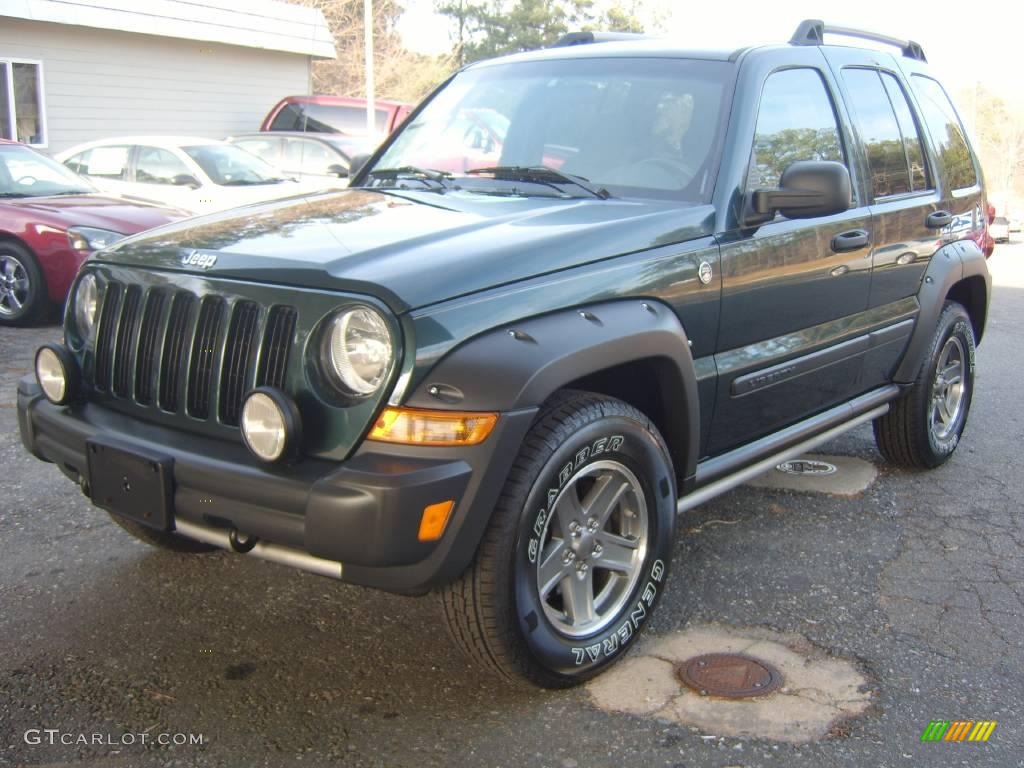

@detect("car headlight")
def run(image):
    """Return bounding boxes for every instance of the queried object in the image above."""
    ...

[67,226,125,253]
[322,306,392,395]
[73,273,99,339]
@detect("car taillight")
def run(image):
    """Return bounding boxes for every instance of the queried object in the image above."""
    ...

[986,203,996,225]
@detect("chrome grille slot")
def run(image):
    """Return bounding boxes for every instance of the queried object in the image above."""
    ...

[94,282,123,392]
[257,305,297,389]
[134,290,167,406]
[159,292,195,412]
[219,300,260,426]
[112,286,143,398]
[186,296,226,419]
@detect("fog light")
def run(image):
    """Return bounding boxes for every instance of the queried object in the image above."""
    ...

[240,387,301,463]
[35,344,79,405]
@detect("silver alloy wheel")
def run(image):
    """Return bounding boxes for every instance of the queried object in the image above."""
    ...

[535,459,648,638]
[930,336,967,441]
[0,253,31,317]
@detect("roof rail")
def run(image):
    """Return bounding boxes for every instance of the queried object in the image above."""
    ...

[790,19,927,62]
[552,31,648,47]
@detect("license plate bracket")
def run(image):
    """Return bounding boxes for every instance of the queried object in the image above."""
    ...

[86,439,174,531]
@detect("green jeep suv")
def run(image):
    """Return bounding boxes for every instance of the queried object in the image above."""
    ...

[19,20,992,687]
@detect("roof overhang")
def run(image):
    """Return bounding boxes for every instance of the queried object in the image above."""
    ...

[0,0,336,59]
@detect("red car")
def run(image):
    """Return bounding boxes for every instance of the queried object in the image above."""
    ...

[0,140,183,326]
[260,95,412,137]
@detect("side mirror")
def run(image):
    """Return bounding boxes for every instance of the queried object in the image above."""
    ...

[747,161,851,223]
[172,174,201,189]
[348,154,371,179]
[326,163,349,178]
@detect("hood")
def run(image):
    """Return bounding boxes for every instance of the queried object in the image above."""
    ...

[97,189,716,312]
[4,194,183,233]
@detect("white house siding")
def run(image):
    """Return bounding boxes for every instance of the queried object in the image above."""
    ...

[0,17,313,153]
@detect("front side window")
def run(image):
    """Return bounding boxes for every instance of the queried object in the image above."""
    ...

[0,59,46,146]
[182,144,282,186]
[135,147,191,185]
[910,75,977,190]
[372,57,735,202]
[271,103,388,134]
[283,138,337,175]
[748,68,845,191]
[842,68,912,198]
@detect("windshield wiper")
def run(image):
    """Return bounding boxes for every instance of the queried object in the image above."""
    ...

[466,165,610,200]
[365,166,453,191]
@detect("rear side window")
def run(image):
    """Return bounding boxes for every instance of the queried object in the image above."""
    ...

[269,102,388,133]
[842,68,911,197]
[71,146,130,180]
[880,73,928,191]
[910,75,977,190]
[748,68,845,190]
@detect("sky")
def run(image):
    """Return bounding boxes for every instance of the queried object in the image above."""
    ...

[397,0,1024,97]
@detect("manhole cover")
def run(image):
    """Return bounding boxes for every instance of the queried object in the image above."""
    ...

[776,459,837,476]
[676,653,782,698]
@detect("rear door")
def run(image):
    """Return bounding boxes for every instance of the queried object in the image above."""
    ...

[708,52,873,454]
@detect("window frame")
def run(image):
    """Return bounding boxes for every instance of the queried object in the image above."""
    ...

[840,66,934,204]
[744,64,855,214]
[0,57,47,148]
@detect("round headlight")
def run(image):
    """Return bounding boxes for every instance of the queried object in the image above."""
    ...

[74,273,99,339]
[324,307,392,396]
[240,388,301,463]
[35,344,79,405]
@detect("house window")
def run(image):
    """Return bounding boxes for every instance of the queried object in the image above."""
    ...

[0,59,46,147]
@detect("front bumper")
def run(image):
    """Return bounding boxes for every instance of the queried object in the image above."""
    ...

[18,377,535,594]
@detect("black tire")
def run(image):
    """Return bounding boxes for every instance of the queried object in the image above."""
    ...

[440,390,676,688]
[0,240,51,326]
[107,513,217,554]
[874,301,976,468]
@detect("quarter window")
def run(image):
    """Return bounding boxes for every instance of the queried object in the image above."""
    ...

[842,68,913,198]
[910,75,977,190]
[0,59,46,146]
[71,146,131,180]
[749,68,845,191]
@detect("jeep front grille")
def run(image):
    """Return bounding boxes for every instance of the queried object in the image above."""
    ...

[91,282,296,427]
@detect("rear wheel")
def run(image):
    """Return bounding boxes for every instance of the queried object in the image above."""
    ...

[874,301,976,468]
[440,390,676,688]
[0,241,50,326]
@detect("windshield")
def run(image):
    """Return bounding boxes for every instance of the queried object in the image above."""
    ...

[182,144,284,186]
[368,57,734,201]
[0,144,95,197]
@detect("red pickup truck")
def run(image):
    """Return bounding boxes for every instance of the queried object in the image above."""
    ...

[260,95,412,137]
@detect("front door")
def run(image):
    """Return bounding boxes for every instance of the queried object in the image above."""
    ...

[709,63,873,454]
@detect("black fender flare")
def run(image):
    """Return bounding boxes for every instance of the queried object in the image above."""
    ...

[893,240,991,383]
[406,299,700,483]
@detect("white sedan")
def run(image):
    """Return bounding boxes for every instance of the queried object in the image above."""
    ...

[56,137,329,215]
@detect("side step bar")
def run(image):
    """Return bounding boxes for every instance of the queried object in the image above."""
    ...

[679,385,899,514]
[174,518,344,580]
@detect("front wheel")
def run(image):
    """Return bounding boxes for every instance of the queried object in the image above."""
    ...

[874,301,976,468]
[440,391,676,688]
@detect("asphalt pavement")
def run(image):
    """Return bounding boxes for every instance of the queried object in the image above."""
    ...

[1,243,1022,768]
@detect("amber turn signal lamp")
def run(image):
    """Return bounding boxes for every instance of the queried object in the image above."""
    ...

[368,407,498,446]
[418,500,455,542]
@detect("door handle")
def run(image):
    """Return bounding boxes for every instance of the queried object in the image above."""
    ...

[925,210,954,229]
[831,229,870,253]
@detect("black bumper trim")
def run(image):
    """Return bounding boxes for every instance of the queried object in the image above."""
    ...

[17,376,537,594]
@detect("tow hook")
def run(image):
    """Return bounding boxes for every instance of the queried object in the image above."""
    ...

[229,529,259,553]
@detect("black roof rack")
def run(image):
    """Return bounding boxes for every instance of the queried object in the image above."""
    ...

[552,31,648,48]
[790,19,927,62]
